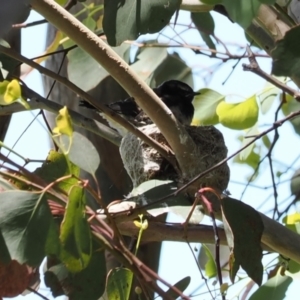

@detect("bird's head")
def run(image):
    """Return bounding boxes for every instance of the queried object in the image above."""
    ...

[153,80,199,125]
[153,80,200,105]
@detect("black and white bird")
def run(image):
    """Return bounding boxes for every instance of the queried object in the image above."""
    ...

[80,80,199,133]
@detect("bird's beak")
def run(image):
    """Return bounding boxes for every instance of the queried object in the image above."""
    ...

[193,91,200,96]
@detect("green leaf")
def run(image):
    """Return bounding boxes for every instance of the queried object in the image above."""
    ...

[67,43,130,91]
[286,260,300,274]
[0,191,52,266]
[234,147,260,172]
[82,16,96,31]
[202,244,217,278]
[262,135,271,150]
[221,197,264,285]
[154,52,194,87]
[103,0,181,46]
[281,94,300,135]
[239,125,259,160]
[249,268,292,300]
[0,53,21,81]
[34,150,79,194]
[44,264,66,298]
[281,256,300,275]
[55,0,68,5]
[281,214,300,273]
[198,244,230,278]
[283,212,300,234]
[129,180,204,223]
[165,276,191,299]
[257,84,279,114]
[45,220,61,257]
[290,170,300,201]
[1,79,29,109]
[131,46,168,83]
[193,88,224,126]
[67,131,101,176]
[222,0,261,29]
[0,230,11,263]
[60,186,92,273]
[0,80,9,95]
[272,26,300,78]
[216,95,259,130]
[4,79,21,101]
[191,12,216,51]
[45,249,106,300]
[53,106,73,138]
[55,132,100,176]
[106,268,133,300]
[0,40,10,47]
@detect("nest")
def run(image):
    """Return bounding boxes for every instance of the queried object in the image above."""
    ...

[120,124,230,195]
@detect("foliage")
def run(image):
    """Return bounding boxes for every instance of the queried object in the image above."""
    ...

[0,0,300,299]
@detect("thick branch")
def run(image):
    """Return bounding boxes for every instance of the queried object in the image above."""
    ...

[30,0,197,176]
[111,205,300,263]
[119,221,228,244]
[259,213,300,264]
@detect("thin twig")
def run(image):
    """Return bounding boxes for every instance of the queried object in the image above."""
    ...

[243,46,295,218]
[12,19,47,29]
[243,45,300,101]
[128,40,269,61]
[198,188,225,300]
[26,287,50,300]
[40,109,56,149]
[186,242,214,300]
[12,0,77,28]
[45,44,67,99]
[268,98,283,219]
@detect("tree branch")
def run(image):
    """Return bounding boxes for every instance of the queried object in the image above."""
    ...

[243,45,300,101]
[108,202,300,264]
[118,221,227,244]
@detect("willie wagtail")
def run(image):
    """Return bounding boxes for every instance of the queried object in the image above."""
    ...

[80,80,199,126]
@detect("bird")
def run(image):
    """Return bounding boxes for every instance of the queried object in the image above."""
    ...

[152,80,199,125]
[79,80,200,132]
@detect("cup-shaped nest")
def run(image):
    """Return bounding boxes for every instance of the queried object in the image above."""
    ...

[120,124,230,195]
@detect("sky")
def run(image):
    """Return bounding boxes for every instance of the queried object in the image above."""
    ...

[3,6,300,300]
